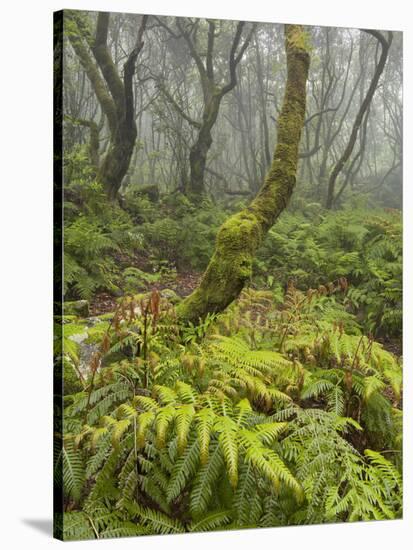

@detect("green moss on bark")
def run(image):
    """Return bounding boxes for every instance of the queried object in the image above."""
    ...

[177,25,310,324]
[177,210,263,321]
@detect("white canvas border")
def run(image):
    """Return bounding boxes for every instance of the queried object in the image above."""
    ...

[0,0,410,547]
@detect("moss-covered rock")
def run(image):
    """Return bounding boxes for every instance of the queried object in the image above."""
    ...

[160,288,181,304]
[63,300,90,318]
[124,288,181,304]
[92,312,114,322]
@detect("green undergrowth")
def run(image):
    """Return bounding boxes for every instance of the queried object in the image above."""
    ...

[55,283,402,539]
[255,206,402,339]
[63,169,401,341]
[63,171,228,301]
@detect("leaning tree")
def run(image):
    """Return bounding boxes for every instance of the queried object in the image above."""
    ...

[177,24,310,323]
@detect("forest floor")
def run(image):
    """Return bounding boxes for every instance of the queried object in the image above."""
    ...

[88,272,402,358]
[88,247,403,357]
[89,271,202,316]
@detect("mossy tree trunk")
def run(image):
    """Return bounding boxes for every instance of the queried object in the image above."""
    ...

[66,12,148,201]
[177,25,310,323]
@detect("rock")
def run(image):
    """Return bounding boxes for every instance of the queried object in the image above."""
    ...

[78,341,100,378]
[160,288,181,304]
[69,331,88,345]
[87,312,114,325]
[64,300,90,317]
[64,324,97,378]
[131,288,181,305]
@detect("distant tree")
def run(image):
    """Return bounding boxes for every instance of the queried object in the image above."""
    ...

[325,29,393,209]
[157,18,255,196]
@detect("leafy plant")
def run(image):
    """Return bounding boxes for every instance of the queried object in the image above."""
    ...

[256,207,402,340]
[58,283,402,538]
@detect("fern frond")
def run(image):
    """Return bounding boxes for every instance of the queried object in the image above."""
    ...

[134,395,159,412]
[365,449,402,488]
[254,422,288,446]
[62,511,95,540]
[189,510,232,532]
[155,405,176,448]
[131,504,185,534]
[175,381,197,404]
[240,429,303,500]
[215,416,239,488]
[190,442,224,516]
[137,411,155,449]
[166,438,200,502]
[111,419,131,447]
[192,408,215,466]
[62,441,85,503]
[153,385,178,405]
[175,404,196,454]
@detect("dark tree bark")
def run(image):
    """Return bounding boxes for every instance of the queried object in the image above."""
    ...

[67,11,148,200]
[325,29,393,209]
[160,18,255,196]
[177,25,310,323]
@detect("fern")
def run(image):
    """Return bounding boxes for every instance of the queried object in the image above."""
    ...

[60,266,402,537]
[61,441,85,503]
[189,510,232,532]
[215,415,239,488]
[166,438,200,502]
[129,504,185,534]
[190,441,225,516]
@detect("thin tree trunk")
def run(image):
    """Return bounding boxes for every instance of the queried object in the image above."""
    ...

[162,19,255,197]
[177,25,310,323]
[187,98,219,195]
[254,37,271,171]
[325,29,392,209]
